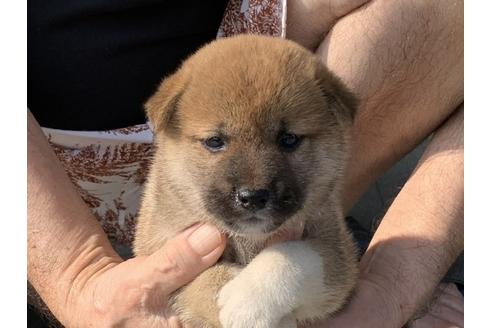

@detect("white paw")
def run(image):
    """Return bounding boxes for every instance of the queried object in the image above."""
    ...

[218,273,283,328]
[217,241,324,328]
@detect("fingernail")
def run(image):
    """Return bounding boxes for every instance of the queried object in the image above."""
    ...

[188,224,223,256]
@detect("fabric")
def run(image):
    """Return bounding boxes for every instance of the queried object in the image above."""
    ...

[29,0,229,131]
[217,0,286,37]
[42,0,287,248]
[43,125,154,246]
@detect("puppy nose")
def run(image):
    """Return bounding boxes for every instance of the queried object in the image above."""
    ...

[236,188,270,211]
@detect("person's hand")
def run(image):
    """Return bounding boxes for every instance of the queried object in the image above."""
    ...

[303,281,463,328]
[410,283,463,328]
[65,223,226,327]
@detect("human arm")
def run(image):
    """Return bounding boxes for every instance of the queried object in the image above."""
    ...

[27,111,226,326]
[315,106,463,327]
[288,0,463,326]
[286,0,371,51]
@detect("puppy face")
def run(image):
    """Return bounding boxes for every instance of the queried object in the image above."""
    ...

[146,35,357,236]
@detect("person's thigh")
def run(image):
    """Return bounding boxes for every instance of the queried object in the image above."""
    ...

[313,0,463,210]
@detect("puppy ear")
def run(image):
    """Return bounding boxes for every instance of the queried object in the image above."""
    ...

[145,69,187,133]
[315,62,359,123]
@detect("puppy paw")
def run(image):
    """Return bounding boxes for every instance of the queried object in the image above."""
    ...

[218,274,283,328]
[218,241,325,327]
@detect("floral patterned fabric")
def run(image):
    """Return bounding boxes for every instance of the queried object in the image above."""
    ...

[44,0,287,248]
[217,0,286,37]
[43,125,153,246]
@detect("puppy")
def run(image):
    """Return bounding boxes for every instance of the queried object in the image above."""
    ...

[133,34,359,328]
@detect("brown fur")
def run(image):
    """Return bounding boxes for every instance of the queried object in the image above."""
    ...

[133,35,359,327]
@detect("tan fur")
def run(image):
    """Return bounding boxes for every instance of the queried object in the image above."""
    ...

[134,35,359,327]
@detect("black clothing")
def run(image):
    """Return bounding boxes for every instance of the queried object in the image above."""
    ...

[28,0,228,130]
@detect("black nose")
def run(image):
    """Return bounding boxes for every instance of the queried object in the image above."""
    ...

[236,188,270,211]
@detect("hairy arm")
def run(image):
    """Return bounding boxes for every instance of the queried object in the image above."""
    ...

[27,111,122,324]
[289,0,463,326]
[324,106,463,327]
[318,0,464,210]
[28,111,226,327]
[286,0,371,51]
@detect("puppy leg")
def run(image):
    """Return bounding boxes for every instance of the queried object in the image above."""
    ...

[173,263,240,328]
[218,220,358,328]
[218,241,325,328]
[293,218,359,322]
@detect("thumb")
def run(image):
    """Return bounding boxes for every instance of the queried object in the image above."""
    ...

[140,223,226,295]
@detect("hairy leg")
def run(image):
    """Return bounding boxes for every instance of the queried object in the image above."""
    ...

[174,264,239,328]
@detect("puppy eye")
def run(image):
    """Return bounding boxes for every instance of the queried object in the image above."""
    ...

[278,133,303,151]
[203,136,226,152]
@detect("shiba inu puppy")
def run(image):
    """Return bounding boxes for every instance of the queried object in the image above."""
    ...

[134,34,359,328]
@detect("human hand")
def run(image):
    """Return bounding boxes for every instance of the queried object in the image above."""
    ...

[409,283,463,328]
[299,259,405,328]
[303,281,463,328]
[305,108,464,328]
[64,223,226,327]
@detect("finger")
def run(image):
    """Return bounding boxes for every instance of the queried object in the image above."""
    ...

[436,283,464,314]
[139,223,226,295]
[410,284,463,328]
[410,313,461,328]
